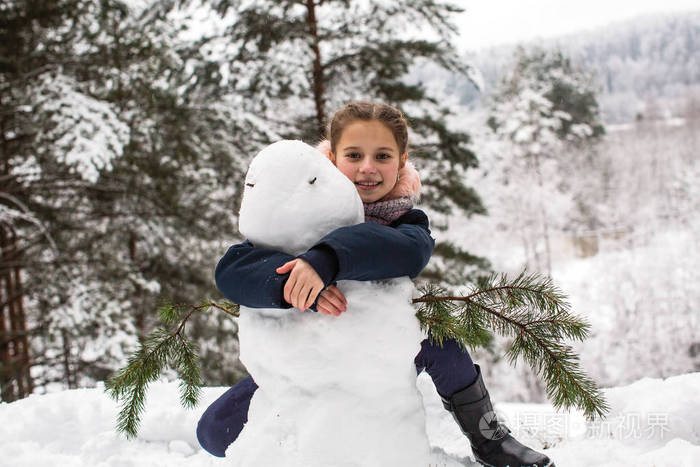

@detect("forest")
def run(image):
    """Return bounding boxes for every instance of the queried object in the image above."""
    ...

[1,0,698,408]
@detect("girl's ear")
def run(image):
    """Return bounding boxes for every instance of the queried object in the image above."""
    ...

[399,152,408,169]
[316,139,334,163]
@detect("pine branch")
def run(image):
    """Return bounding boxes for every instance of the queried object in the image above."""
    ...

[108,269,607,439]
[104,300,239,439]
[413,268,610,421]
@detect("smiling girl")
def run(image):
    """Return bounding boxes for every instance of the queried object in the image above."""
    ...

[197,101,554,467]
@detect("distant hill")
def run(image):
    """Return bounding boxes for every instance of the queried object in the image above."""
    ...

[414,10,700,123]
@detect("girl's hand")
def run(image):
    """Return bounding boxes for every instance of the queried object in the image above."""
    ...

[276,259,324,310]
[316,285,347,316]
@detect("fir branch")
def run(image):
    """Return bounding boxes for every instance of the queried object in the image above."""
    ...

[105,300,239,439]
[109,268,607,440]
[106,328,174,437]
[174,332,201,410]
[413,268,610,421]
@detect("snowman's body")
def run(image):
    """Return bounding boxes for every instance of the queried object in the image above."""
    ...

[227,140,460,466]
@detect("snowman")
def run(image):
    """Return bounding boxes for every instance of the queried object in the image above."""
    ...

[226,140,461,466]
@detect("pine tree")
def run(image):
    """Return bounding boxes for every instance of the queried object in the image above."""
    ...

[0,0,122,400]
[1,0,274,397]
[49,0,267,387]
[487,45,605,276]
[192,0,489,287]
[489,46,604,142]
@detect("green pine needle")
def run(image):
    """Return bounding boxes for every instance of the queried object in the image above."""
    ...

[105,329,174,438]
[173,333,202,410]
[414,268,610,421]
[158,301,184,325]
[110,270,607,440]
[105,300,239,439]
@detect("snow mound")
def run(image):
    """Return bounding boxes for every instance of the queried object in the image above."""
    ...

[418,369,700,466]
[1,372,699,465]
[0,382,228,467]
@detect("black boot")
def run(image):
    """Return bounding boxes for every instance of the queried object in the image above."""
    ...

[440,364,555,467]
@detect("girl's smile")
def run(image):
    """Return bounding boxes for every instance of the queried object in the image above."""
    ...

[332,120,407,203]
[356,180,381,190]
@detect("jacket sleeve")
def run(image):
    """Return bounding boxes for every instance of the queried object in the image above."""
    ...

[214,240,296,309]
[297,209,435,282]
[215,210,435,309]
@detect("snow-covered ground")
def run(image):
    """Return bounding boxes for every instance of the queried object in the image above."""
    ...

[2,370,699,466]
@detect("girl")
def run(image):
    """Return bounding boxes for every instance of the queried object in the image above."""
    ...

[197,101,553,467]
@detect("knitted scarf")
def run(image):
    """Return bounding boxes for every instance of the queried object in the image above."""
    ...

[363,196,413,225]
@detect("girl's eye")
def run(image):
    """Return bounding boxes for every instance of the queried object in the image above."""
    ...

[346,152,361,159]
[376,153,391,160]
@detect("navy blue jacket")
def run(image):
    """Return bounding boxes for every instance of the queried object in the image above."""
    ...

[215,209,435,310]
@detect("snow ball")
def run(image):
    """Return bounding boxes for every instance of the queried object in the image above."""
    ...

[238,139,364,255]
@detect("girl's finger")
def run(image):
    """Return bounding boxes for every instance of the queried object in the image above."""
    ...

[325,286,346,305]
[291,280,305,309]
[289,270,305,308]
[284,273,297,305]
[304,286,318,310]
[320,289,345,313]
[309,283,323,309]
[317,301,332,315]
[318,293,342,315]
[276,260,297,274]
[326,285,347,305]
[317,296,334,315]
[293,278,312,310]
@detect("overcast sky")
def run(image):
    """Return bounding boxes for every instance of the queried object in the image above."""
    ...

[455,0,700,51]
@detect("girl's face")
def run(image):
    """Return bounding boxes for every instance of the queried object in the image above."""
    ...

[332,119,407,203]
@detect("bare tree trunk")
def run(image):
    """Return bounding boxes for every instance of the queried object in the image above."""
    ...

[0,251,10,402]
[515,199,535,270]
[0,225,33,401]
[61,328,75,388]
[128,230,146,339]
[532,152,552,277]
[305,0,326,137]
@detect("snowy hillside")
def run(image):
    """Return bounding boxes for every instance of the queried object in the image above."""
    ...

[2,371,699,466]
[415,9,700,123]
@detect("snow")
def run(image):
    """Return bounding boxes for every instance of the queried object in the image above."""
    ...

[3,139,684,467]
[33,74,129,183]
[0,382,225,467]
[235,278,459,466]
[2,371,699,466]
[540,372,700,466]
[238,140,364,256]
[234,140,458,466]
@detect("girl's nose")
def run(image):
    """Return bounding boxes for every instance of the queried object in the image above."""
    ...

[359,158,376,173]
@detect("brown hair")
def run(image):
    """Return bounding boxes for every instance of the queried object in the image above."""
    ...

[326,101,409,156]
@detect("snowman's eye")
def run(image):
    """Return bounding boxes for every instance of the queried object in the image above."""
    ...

[309,177,317,184]
[246,182,255,187]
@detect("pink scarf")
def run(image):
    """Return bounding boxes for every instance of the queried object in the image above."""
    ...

[363,196,413,225]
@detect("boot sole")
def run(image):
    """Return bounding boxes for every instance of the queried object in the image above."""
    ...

[474,456,556,467]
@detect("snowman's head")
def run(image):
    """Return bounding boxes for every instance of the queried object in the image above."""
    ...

[239,140,365,255]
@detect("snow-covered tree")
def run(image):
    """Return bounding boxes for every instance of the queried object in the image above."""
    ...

[0,0,127,400]
[487,46,605,276]
[194,0,489,287]
[1,0,273,398]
